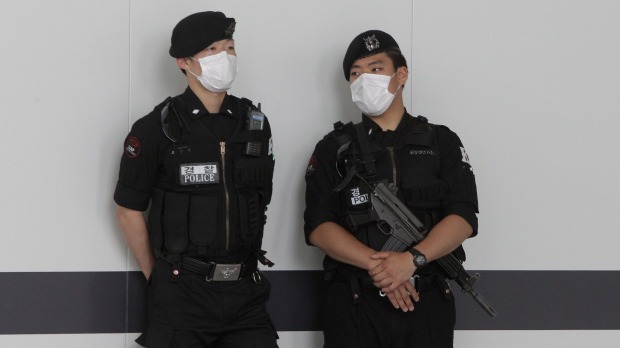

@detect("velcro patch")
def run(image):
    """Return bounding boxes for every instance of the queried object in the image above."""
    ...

[349,187,369,205]
[179,163,219,185]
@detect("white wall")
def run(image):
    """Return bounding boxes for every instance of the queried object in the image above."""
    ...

[412,0,620,271]
[1,0,619,347]
[0,0,130,272]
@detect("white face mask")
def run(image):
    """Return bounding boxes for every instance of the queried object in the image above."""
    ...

[188,51,237,93]
[350,73,399,116]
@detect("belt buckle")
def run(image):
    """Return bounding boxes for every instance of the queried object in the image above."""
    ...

[211,263,242,281]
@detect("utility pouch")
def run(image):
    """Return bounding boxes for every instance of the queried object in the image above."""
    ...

[238,191,262,242]
[188,195,218,251]
[234,157,274,203]
[163,192,189,253]
[234,157,274,186]
[401,177,447,209]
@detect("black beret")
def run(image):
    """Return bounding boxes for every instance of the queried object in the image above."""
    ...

[169,11,236,58]
[342,30,399,81]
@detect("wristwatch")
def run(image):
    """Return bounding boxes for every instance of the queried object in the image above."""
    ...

[408,248,427,268]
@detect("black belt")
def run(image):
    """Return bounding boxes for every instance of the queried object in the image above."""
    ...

[327,271,445,293]
[360,274,442,293]
[175,256,258,282]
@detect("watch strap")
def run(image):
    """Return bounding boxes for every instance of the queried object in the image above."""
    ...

[408,247,424,257]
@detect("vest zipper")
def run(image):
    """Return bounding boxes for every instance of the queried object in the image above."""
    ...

[220,142,231,250]
[387,146,397,184]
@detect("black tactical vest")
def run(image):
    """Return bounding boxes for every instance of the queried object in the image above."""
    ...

[147,98,274,260]
[333,118,460,258]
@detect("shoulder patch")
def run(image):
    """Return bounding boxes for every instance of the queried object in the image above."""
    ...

[460,147,470,164]
[124,136,141,158]
[306,155,317,176]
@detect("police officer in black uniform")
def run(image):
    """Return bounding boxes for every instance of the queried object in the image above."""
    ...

[114,11,278,348]
[304,30,479,348]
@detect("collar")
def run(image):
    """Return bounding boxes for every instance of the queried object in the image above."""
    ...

[361,109,413,138]
[176,87,235,120]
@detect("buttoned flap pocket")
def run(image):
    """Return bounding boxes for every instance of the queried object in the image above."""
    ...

[233,157,275,188]
[400,176,447,209]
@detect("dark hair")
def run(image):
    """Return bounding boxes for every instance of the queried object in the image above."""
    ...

[385,47,408,70]
[384,47,407,90]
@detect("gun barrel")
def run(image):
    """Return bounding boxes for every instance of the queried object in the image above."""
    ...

[472,291,497,318]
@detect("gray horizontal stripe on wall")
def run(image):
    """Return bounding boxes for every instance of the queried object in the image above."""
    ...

[0,270,618,334]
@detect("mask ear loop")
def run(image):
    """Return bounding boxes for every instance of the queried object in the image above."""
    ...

[389,72,403,95]
[186,57,201,80]
[394,84,402,95]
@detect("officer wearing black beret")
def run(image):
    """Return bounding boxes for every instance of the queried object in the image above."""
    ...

[114,11,278,348]
[304,30,479,347]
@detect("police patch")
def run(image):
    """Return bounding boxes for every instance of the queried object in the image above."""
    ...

[179,163,219,185]
[349,186,369,205]
[125,136,141,158]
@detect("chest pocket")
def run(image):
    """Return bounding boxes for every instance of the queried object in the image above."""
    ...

[234,157,274,185]
[401,175,447,209]
[396,128,445,228]
[399,175,447,230]
[397,132,443,206]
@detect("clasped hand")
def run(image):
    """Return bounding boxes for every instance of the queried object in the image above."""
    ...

[369,251,419,312]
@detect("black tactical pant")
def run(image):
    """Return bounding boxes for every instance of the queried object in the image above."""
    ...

[137,258,279,348]
[321,274,455,348]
